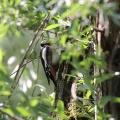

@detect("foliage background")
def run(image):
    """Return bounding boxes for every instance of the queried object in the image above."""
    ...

[0,0,120,120]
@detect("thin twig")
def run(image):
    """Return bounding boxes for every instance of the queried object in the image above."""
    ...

[71,78,96,102]
[0,109,22,120]
[32,58,40,96]
[9,34,43,99]
[8,14,49,99]
[94,10,103,120]
[94,12,102,120]
[14,15,48,82]
[93,27,105,32]
[10,56,40,76]
[71,79,78,101]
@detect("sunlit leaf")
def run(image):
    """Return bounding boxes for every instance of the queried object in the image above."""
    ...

[0,91,11,95]
[113,97,120,103]
[29,99,39,107]
[57,100,64,112]
[2,108,14,116]
[86,90,91,99]
[0,49,6,72]
[45,24,61,30]
[60,34,68,46]
[16,107,31,117]
[0,81,4,86]
[55,100,68,119]
[80,25,93,35]
[61,3,80,19]
[15,0,20,6]
[0,49,5,63]
[0,23,9,38]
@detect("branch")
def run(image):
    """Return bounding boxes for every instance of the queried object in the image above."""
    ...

[31,58,40,96]
[71,79,95,103]
[54,61,67,107]
[0,109,22,120]
[8,14,49,99]
[10,56,40,76]
[93,27,105,32]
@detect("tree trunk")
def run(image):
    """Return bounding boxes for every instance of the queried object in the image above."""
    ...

[101,1,120,119]
[54,1,120,119]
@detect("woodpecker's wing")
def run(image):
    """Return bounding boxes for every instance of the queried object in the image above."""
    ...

[46,46,57,87]
[40,47,50,85]
[40,46,57,87]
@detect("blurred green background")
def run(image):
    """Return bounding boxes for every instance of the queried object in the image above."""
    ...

[0,30,54,99]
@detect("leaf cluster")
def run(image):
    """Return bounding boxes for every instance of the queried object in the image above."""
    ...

[0,0,120,120]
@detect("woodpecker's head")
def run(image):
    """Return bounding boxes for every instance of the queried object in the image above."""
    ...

[41,41,51,47]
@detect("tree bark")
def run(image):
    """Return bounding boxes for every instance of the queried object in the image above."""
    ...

[101,1,120,119]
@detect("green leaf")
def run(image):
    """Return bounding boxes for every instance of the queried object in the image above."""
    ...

[86,90,91,99]
[99,96,111,108]
[45,24,61,30]
[0,90,11,95]
[2,108,14,116]
[29,99,39,107]
[0,49,6,72]
[61,3,80,19]
[60,34,68,46]
[0,23,9,38]
[81,25,93,35]
[99,96,120,109]
[55,100,68,119]
[57,100,64,112]
[37,103,51,115]
[77,84,89,92]
[96,73,113,84]
[0,49,5,62]
[0,70,15,85]
[113,97,120,103]
[16,107,31,117]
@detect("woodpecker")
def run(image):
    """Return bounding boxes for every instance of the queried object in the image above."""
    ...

[40,42,60,87]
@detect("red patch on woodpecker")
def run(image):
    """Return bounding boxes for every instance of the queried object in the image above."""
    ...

[50,64,59,80]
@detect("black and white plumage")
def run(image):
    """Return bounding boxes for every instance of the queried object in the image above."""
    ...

[40,42,60,87]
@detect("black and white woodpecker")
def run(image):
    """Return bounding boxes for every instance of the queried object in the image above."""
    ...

[40,41,60,87]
